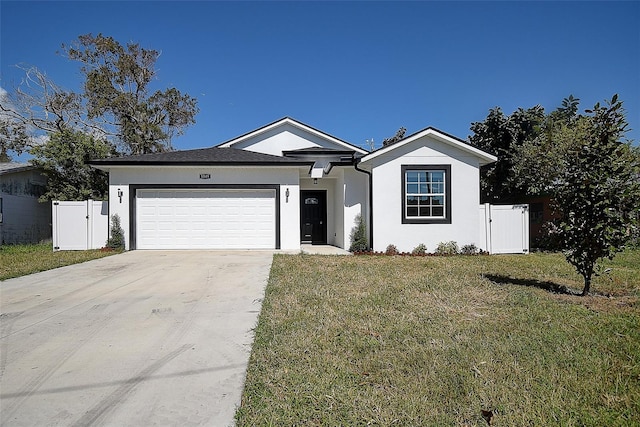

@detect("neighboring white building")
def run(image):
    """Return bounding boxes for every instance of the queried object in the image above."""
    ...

[89,117,497,252]
[0,163,51,245]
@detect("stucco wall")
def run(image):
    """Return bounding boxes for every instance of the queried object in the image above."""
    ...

[333,172,346,249]
[367,136,483,253]
[342,168,368,250]
[108,166,301,250]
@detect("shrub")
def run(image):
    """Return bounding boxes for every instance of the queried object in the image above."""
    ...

[436,241,459,255]
[411,243,427,255]
[349,214,369,252]
[460,243,479,255]
[533,221,563,251]
[105,214,125,250]
[385,244,399,256]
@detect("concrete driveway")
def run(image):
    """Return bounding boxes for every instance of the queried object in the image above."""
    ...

[0,250,273,426]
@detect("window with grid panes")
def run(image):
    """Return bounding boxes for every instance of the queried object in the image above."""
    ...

[401,165,451,224]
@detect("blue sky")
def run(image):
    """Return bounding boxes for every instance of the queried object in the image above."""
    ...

[1,1,639,152]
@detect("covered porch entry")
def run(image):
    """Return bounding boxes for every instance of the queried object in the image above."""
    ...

[298,168,367,250]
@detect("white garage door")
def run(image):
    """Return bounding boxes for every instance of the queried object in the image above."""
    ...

[136,189,276,249]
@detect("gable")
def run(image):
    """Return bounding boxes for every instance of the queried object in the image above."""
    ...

[360,127,496,167]
[217,117,368,157]
[364,134,488,170]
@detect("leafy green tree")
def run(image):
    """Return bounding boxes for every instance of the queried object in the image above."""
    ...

[558,96,639,295]
[516,95,639,295]
[469,105,545,202]
[511,97,582,196]
[0,34,198,200]
[556,94,580,121]
[382,127,406,147]
[30,129,115,201]
[1,34,198,156]
[63,33,199,154]
[472,95,638,294]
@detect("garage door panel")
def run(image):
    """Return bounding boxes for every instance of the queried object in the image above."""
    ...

[139,206,157,215]
[136,189,276,249]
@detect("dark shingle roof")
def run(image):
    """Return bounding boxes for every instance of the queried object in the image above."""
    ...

[88,147,313,166]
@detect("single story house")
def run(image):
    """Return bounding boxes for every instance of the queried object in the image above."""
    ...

[0,162,51,245]
[88,117,497,252]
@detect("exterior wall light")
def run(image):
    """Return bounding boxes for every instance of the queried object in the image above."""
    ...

[117,189,123,203]
[285,188,290,203]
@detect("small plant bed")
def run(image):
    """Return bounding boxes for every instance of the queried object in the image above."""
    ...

[237,250,639,426]
[0,243,120,281]
[353,250,489,256]
[353,241,487,256]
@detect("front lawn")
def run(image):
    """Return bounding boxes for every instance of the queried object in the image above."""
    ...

[0,243,119,281]
[237,250,639,426]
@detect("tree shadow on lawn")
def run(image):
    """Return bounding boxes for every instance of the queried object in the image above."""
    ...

[484,274,582,296]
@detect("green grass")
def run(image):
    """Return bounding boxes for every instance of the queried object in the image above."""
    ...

[0,242,120,281]
[237,250,640,426]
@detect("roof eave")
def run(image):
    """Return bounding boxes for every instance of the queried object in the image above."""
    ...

[283,149,356,156]
[0,165,39,175]
[87,160,314,167]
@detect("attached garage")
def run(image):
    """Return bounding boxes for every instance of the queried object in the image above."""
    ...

[135,188,277,249]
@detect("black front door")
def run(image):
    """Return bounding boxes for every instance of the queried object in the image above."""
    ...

[300,190,327,244]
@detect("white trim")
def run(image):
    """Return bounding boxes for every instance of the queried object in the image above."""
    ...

[310,165,324,178]
[360,128,497,165]
[216,117,369,155]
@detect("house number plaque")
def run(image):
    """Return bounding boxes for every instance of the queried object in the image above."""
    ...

[199,173,211,179]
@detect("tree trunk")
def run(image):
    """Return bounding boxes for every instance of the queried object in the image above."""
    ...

[581,276,591,296]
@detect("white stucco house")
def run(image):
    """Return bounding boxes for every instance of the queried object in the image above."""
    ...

[88,117,497,252]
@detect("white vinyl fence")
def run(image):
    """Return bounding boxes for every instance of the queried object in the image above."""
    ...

[479,203,529,254]
[52,200,108,250]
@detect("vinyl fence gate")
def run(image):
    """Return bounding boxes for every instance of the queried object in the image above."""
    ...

[52,200,109,250]
[479,204,530,254]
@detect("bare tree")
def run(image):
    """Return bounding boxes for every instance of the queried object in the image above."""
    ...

[1,66,88,133]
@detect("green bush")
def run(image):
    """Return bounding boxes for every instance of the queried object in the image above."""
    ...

[385,244,399,255]
[411,243,427,255]
[349,214,369,252]
[436,241,459,255]
[460,243,479,255]
[105,214,125,250]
